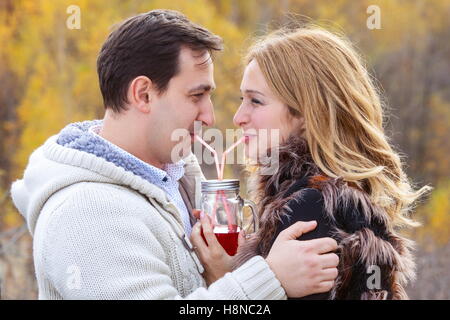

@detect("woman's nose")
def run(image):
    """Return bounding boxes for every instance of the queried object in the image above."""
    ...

[233,105,249,127]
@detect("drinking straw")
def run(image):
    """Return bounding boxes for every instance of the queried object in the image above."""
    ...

[195,134,224,228]
[195,135,221,180]
[219,137,245,233]
[195,134,244,233]
[211,191,219,228]
[219,137,245,180]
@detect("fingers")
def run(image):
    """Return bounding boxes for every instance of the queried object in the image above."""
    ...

[192,209,201,220]
[318,267,339,283]
[319,252,340,269]
[303,237,338,254]
[276,220,317,241]
[190,221,208,252]
[316,281,335,294]
[200,214,221,248]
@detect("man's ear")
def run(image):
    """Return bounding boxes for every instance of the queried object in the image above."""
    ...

[128,76,153,113]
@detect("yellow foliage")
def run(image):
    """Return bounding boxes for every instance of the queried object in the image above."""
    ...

[1,0,450,235]
[415,181,450,247]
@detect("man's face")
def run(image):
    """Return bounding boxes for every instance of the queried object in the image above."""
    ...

[148,47,216,164]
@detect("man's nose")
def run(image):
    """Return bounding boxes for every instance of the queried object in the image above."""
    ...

[197,100,215,127]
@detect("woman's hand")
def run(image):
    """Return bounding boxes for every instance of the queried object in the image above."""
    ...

[190,210,246,286]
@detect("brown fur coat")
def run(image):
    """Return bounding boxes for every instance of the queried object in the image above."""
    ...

[233,136,415,299]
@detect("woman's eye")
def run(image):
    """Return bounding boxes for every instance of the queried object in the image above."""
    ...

[240,96,262,106]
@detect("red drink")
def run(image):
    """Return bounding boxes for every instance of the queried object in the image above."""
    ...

[215,231,239,256]
[200,225,240,256]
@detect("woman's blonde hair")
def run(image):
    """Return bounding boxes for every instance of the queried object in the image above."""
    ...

[246,25,431,228]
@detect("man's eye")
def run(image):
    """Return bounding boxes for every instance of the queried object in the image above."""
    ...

[193,93,204,97]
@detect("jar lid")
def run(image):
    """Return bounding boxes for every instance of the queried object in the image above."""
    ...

[201,179,240,192]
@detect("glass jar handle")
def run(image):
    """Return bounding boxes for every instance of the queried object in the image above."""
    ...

[243,199,259,233]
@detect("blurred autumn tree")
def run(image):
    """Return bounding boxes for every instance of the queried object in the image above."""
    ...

[0,0,247,228]
[0,0,449,299]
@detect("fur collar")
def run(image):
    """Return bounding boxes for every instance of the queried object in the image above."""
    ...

[233,135,415,299]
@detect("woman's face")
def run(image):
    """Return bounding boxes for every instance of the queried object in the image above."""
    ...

[233,59,301,162]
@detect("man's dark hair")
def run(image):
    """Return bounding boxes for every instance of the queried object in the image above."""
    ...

[97,9,223,112]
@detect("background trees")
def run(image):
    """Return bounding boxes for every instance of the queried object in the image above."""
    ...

[1,0,449,299]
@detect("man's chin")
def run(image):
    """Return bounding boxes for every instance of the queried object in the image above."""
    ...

[168,138,193,163]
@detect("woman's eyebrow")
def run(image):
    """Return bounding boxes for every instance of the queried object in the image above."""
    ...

[242,89,265,96]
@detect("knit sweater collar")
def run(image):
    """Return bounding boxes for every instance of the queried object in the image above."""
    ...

[11,120,204,235]
[56,120,185,187]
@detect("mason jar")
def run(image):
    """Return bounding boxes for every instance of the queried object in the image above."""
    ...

[200,179,258,256]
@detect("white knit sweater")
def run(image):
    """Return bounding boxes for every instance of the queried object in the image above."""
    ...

[11,132,287,300]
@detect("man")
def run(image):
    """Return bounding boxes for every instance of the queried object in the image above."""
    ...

[11,9,338,299]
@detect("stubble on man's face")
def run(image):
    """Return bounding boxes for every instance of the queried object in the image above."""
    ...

[150,47,216,164]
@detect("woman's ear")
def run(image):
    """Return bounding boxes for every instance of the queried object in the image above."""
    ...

[128,76,153,113]
[285,107,305,137]
[297,116,305,130]
[292,116,306,138]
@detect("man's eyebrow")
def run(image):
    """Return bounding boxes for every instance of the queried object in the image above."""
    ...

[188,84,216,94]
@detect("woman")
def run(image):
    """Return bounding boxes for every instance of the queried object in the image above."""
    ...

[190,26,430,299]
